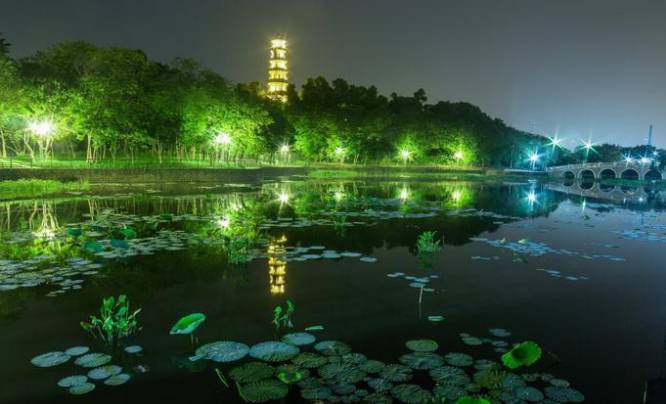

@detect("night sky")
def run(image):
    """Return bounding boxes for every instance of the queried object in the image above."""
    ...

[2,0,664,147]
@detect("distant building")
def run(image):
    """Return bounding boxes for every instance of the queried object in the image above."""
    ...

[267,37,288,102]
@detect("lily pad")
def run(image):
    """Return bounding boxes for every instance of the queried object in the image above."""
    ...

[391,384,433,404]
[238,379,289,403]
[104,373,131,386]
[429,366,470,386]
[249,341,299,362]
[57,375,88,388]
[501,341,542,369]
[292,352,328,369]
[229,362,275,383]
[380,364,413,382]
[281,332,316,346]
[75,353,112,368]
[277,369,305,385]
[195,341,249,363]
[301,386,332,400]
[444,352,474,367]
[87,365,122,380]
[170,313,206,335]
[368,378,393,392]
[124,345,143,354]
[314,340,351,356]
[399,352,444,370]
[360,360,386,374]
[516,386,545,402]
[69,382,95,395]
[65,346,90,356]
[488,328,511,338]
[544,386,585,403]
[405,339,439,352]
[31,351,70,368]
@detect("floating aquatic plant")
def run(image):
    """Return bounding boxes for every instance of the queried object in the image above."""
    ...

[399,352,444,370]
[69,382,96,395]
[229,362,274,383]
[416,231,442,255]
[405,339,439,352]
[455,396,491,404]
[80,295,141,350]
[249,341,299,362]
[57,375,88,388]
[74,352,112,368]
[104,373,131,386]
[501,341,542,370]
[87,364,122,380]
[31,351,70,368]
[194,341,249,363]
[276,368,305,384]
[281,332,315,346]
[314,340,351,356]
[170,312,206,344]
[236,379,289,403]
[391,383,433,403]
[291,352,328,369]
[380,364,413,382]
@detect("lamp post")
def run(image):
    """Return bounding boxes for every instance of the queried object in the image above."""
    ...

[453,150,463,168]
[399,149,411,167]
[214,132,231,164]
[279,144,290,165]
[28,120,55,163]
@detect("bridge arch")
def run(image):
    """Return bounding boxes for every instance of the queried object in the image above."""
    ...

[645,169,662,181]
[621,169,639,181]
[580,169,595,181]
[563,171,575,180]
[599,168,616,180]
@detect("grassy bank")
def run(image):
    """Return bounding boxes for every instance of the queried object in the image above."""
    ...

[0,179,90,199]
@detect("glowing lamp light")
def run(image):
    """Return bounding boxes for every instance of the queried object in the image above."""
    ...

[453,150,464,161]
[400,149,411,161]
[217,216,231,229]
[279,144,290,154]
[527,191,537,204]
[548,135,563,147]
[640,157,651,165]
[29,120,54,137]
[278,191,290,204]
[399,187,410,201]
[582,139,594,151]
[334,191,344,202]
[334,147,345,156]
[529,153,539,163]
[451,190,462,202]
[624,155,633,164]
[214,132,231,145]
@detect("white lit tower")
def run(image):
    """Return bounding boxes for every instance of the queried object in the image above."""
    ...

[267,37,288,102]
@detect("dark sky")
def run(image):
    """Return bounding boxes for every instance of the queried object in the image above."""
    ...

[2,0,664,147]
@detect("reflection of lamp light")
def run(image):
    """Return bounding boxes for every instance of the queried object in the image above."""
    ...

[399,187,409,201]
[334,147,345,156]
[268,236,288,295]
[334,191,344,202]
[454,150,464,161]
[218,216,231,229]
[452,190,462,202]
[278,191,290,205]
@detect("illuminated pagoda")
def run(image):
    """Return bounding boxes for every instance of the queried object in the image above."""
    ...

[267,36,288,102]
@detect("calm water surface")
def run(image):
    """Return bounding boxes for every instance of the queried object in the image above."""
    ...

[1,178,666,404]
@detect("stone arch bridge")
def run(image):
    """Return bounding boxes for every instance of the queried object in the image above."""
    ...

[546,162,663,181]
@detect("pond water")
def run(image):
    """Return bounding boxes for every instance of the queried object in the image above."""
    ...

[1,178,666,403]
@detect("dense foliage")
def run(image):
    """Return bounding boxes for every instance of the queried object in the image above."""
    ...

[0,36,658,168]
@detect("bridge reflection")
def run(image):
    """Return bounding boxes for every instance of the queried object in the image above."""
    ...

[546,180,665,205]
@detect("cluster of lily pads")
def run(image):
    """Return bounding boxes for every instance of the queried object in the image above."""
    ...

[448,208,522,222]
[251,244,377,264]
[614,224,666,243]
[30,344,143,395]
[184,330,584,403]
[469,237,625,262]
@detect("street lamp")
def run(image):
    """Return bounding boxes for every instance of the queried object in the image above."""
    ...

[529,152,539,171]
[214,132,231,145]
[334,146,345,163]
[453,150,464,165]
[28,120,54,137]
[399,149,411,165]
[280,144,290,154]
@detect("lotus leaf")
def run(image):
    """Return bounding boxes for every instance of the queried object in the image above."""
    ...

[124,345,143,354]
[399,352,444,370]
[170,313,206,335]
[104,373,131,386]
[281,332,316,346]
[69,382,95,395]
[360,360,386,373]
[390,384,433,404]
[455,397,491,404]
[488,328,511,338]
[380,364,413,382]
[444,352,474,367]
[31,351,70,368]
[75,353,112,368]
[515,386,544,402]
[195,341,249,363]
[249,341,299,362]
[314,340,351,356]
[57,375,88,388]
[229,362,274,383]
[433,385,466,401]
[332,383,356,395]
[544,386,585,403]
[405,339,439,352]
[64,346,89,356]
[429,366,470,385]
[87,365,122,380]
[292,352,328,369]
[501,341,542,369]
[301,386,332,400]
[238,379,289,403]
[368,378,393,392]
